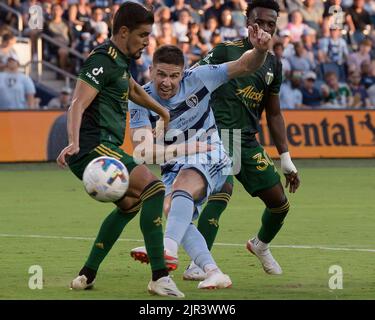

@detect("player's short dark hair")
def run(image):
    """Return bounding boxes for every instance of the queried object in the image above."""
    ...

[112,2,154,35]
[246,0,280,19]
[153,45,185,67]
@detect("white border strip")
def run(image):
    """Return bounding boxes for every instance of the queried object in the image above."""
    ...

[1,233,375,253]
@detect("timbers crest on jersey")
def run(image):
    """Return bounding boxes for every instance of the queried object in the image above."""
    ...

[265,70,274,86]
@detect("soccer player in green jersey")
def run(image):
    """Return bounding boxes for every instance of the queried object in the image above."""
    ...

[56,2,184,298]
[183,0,301,280]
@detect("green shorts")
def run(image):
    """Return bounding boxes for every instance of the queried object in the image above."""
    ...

[68,142,138,180]
[235,145,281,196]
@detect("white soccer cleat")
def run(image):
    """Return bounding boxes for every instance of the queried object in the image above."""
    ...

[246,237,283,275]
[130,246,179,271]
[183,262,207,281]
[70,275,95,290]
[147,276,185,298]
[198,271,232,289]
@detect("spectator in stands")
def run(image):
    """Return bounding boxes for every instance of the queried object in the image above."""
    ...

[348,38,372,71]
[322,71,353,108]
[346,0,372,41]
[201,16,219,45]
[349,70,371,108]
[171,0,192,21]
[75,31,92,59]
[361,60,375,88]
[178,35,200,67]
[187,22,209,57]
[219,8,242,42]
[288,41,315,72]
[280,70,303,109]
[68,0,92,35]
[156,22,178,46]
[91,21,108,47]
[318,26,349,80]
[279,29,294,58]
[205,0,225,22]
[286,10,309,42]
[0,55,36,109]
[173,8,191,39]
[89,7,105,34]
[138,35,157,83]
[210,30,222,48]
[47,86,72,109]
[46,4,71,73]
[300,0,323,32]
[300,71,323,108]
[301,27,319,61]
[273,42,291,81]
[0,33,18,71]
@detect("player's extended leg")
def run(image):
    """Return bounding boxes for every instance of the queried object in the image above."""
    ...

[247,182,289,275]
[163,168,207,262]
[183,179,233,281]
[70,157,184,297]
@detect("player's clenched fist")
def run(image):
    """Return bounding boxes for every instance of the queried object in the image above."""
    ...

[248,23,272,53]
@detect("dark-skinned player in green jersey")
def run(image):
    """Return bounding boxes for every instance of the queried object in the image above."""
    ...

[182,0,301,281]
[56,2,184,298]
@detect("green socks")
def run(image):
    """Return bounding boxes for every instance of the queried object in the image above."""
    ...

[257,201,290,243]
[85,206,139,271]
[139,181,167,272]
[197,193,231,250]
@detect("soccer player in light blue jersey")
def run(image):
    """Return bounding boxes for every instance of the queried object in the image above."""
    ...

[129,25,272,289]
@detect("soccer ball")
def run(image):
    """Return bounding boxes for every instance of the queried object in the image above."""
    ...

[82,156,129,202]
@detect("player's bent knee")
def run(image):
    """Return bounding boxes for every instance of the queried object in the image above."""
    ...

[269,199,290,215]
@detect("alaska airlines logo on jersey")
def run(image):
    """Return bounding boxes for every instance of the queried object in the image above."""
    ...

[186,94,199,108]
[236,85,264,104]
[265,70,274,85]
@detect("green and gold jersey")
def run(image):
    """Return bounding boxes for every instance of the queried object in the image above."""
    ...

[198,38,282,146]
[70,41,132,162]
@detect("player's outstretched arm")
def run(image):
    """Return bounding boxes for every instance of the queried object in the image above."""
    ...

[129,78,170,136]
[265,94,300,193]
[131,126,213,164]
[56,80,98,167]
[226,24,271,80]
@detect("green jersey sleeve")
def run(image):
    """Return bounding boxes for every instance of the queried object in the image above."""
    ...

[78,53,115,91]
[198,43,228,65]
[269,58,283,95]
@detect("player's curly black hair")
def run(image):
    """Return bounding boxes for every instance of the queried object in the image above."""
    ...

[246,0,280,18]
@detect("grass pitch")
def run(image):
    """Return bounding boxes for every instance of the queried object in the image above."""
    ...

[0,160,374,300]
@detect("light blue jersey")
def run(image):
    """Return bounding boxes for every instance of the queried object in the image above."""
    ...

[129,64,232,207]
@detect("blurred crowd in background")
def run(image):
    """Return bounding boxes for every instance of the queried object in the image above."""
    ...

[0,0,375,110]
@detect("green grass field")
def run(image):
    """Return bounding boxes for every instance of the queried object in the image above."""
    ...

[0,160,374,300]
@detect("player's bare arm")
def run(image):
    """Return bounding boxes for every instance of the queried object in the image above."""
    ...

[226,24,271,80]
[265,94,300,193]
[56,80,98,167]
[131,126,213,164]
[129,77,170,135]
